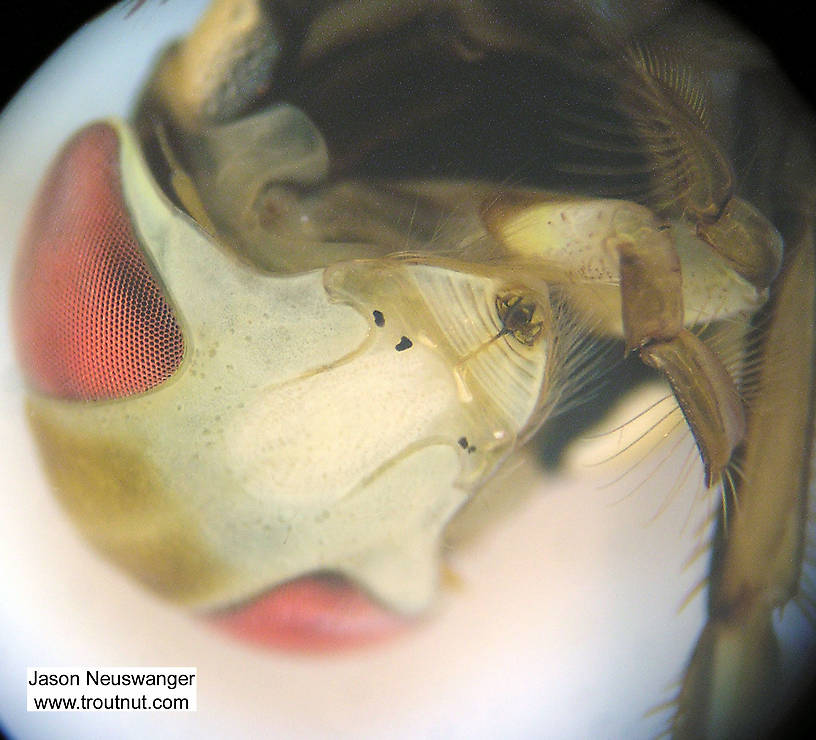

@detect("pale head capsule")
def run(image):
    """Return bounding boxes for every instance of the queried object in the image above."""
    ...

[10,116,562,647]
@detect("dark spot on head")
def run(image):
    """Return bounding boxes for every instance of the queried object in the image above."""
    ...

[395,336,413,351]
[458,436,476,453]
[373,310,385,327]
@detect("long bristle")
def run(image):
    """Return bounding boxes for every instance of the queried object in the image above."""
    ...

[623,42,711,129]
[614,42,734,218]
[548,41,734,219]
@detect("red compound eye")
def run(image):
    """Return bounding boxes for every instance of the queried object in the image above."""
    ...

[12,122,184,401]
[209,574,409,652]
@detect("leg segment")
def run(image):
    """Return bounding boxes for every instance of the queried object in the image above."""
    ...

[615,222,745,486]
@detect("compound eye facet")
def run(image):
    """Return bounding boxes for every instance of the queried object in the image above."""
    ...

[12,122,184,401]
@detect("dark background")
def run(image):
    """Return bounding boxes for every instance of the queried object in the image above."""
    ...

[1,1,815,107]
[0,1,814,738]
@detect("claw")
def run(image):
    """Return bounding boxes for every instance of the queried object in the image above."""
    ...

[615,225,745,486]
[640,330,745,487]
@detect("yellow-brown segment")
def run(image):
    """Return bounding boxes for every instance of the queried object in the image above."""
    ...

[673,207,816,738]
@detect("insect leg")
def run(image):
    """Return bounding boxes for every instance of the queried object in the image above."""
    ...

[614,216,746,487]
[672,202,816,738]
